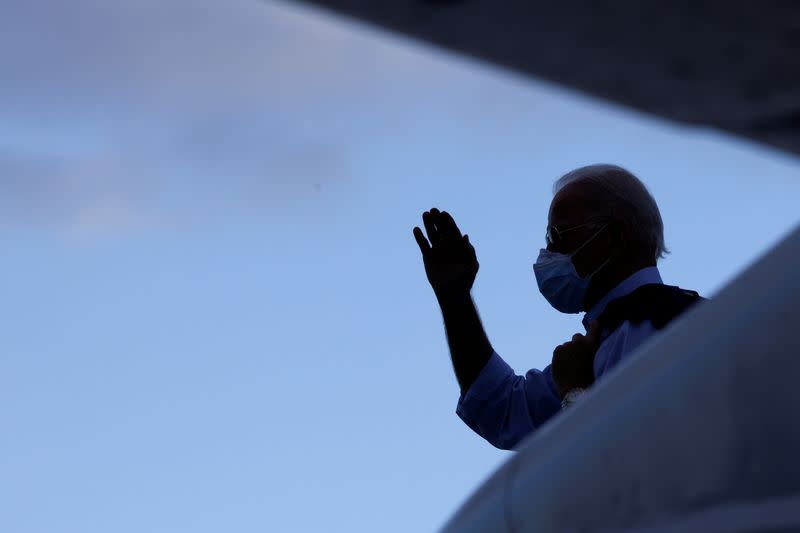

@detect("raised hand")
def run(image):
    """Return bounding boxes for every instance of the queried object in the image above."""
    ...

[551,320,603,399]
[413,207,479,301]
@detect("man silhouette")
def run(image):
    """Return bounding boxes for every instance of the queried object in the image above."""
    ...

[413,164,704,450]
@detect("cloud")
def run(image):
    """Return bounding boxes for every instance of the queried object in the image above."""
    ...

[0,148,160,230]
[5,0,548,234]
[0,0,429,231]
[0,134,351,233]
[0,0,441,120]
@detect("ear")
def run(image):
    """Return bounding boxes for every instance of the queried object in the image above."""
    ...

[609,218,627,255]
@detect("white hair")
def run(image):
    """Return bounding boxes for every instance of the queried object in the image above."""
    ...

[554,164,669,262]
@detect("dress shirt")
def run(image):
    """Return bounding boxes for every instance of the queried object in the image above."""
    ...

[456,267,663,450]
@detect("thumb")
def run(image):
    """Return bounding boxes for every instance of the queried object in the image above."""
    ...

[586,319,602,344]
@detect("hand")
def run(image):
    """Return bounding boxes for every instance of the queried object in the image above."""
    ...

[413,208,479,301]
[551,320,603,399]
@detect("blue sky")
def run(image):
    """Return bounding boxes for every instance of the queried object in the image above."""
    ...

[2,1,800,532]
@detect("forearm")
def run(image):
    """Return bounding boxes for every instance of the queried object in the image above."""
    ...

[437,290,494,394]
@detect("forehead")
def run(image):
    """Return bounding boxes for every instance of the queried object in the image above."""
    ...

[548,181,593,226]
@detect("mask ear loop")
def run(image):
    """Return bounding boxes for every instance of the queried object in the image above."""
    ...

[588,255,612,278]
[570,223,609,258]
[570,223,612,279]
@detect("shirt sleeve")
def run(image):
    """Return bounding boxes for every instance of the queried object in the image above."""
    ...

[455,350,562,450]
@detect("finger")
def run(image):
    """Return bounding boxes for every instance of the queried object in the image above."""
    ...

[572,333,583,342]
[439,211,463,241]
[464,234,476,257]
[429,208,454,244]
[413,226,431,256]
[422,211,440,245]
[429,207,441,234]
[586,320,603,344]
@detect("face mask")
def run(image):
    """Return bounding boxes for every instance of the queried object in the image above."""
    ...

[533,224,611,313]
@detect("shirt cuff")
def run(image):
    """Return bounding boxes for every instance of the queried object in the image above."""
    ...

[456,350,515,421]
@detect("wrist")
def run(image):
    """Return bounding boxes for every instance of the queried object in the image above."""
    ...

[436,288,471,306]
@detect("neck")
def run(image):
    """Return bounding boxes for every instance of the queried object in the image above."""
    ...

[583,258,655,312]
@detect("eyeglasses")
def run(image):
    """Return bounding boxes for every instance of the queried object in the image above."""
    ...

[545,222,603,249]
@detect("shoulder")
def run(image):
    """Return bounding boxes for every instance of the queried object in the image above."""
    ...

[598,283,705,332]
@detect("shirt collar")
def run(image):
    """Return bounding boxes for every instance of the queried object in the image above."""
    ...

[582,266,663,330]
